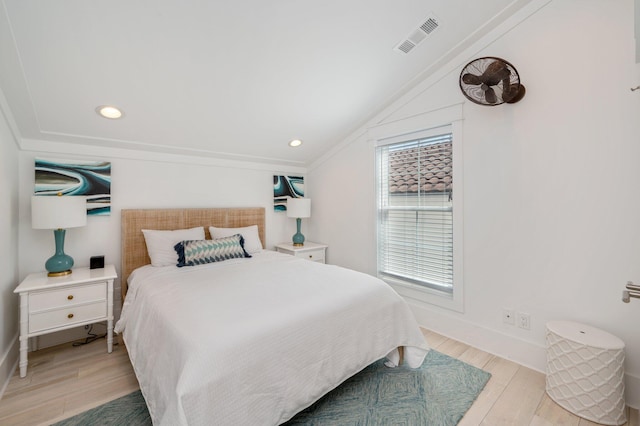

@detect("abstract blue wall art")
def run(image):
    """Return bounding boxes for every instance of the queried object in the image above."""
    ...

[273,175,304,212]
[35,158,112,216]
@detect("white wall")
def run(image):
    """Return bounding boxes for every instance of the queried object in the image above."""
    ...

[308,0,640,407]
[17,140,305,347]
[0,94,20,395]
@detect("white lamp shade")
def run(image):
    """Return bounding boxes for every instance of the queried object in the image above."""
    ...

[287,198,311,218]
[32,195,87,229]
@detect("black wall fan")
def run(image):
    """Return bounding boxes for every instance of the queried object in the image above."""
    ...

[459,57,525,105]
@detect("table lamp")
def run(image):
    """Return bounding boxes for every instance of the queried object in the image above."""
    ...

[32,194,87,277]
[287,198,311,246]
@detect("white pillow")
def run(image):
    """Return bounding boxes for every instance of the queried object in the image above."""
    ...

[209,225,262,254]
[142,227,206,266]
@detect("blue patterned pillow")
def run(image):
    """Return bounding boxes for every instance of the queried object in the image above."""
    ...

[174,234,251,267]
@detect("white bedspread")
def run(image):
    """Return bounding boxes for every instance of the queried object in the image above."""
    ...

[115,251,429,426]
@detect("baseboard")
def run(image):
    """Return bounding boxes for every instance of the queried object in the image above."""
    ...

[407,300,548,372]
[0,332,19,400]
[626,373,640,410]
[407,301,640,409]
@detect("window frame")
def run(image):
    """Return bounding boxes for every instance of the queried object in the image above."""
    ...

[369,104,464,312]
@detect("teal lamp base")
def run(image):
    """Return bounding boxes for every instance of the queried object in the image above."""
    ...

[292,218,305,247]
[45,229,74,277]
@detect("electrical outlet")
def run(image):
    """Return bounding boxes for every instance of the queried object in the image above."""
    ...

[517,312,531,330]
[502,309,515,325]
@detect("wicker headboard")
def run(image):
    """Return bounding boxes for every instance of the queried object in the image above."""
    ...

[121,207,265,300]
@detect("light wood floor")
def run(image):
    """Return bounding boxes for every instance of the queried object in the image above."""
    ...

[0,329,637,426]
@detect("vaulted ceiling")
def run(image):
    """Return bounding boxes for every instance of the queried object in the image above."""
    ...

[0,0,533,166]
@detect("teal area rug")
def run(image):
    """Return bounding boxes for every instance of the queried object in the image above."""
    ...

[53,350,490,426]
[53,390,150,426]
[285,350,490,425]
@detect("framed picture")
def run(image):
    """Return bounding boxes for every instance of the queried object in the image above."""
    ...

[273,175,304,212]
[35,158,112,216]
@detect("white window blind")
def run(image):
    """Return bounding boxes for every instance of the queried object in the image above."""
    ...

[376,132,453,293]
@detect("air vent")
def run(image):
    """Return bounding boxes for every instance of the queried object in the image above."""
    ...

[420,18,439,35]
[397,40,416,54]
[394,13,440,54]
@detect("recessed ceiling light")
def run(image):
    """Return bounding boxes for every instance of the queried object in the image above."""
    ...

[289,139,303,147]
[96,105,124,119]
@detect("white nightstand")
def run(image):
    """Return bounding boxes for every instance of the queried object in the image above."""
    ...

[275,242,328,263]
[13,264,117,378]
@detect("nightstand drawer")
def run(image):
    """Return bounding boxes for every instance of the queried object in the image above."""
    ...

[29,282,106,312]
[275,242,328,264]
[29,301,107,333]
[294,248,325,262]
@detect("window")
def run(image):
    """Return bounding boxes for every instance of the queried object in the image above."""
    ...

[376,132,453,294]
[371,107,463,312]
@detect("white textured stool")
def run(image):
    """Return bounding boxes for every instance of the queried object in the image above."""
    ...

[546,321,626,425]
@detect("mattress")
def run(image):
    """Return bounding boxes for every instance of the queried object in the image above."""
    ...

[115,250,429,425]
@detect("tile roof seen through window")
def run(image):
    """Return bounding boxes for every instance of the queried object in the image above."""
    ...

[388,142,452,194]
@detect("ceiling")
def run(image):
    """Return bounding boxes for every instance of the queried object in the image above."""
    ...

[0,0,533,167]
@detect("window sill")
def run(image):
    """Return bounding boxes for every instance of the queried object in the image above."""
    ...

[382,276,464,313]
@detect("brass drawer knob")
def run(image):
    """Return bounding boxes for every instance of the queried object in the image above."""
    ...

[67,313,74,319]
[67,295,74,300]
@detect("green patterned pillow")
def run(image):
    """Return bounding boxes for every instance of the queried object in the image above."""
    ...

[174,234,251,267]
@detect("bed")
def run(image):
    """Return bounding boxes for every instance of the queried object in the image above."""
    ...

[115,207,429,425]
